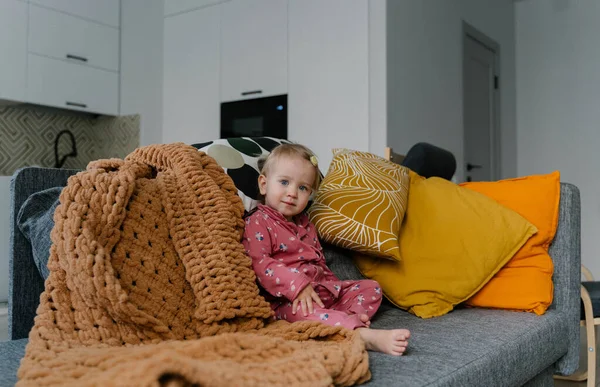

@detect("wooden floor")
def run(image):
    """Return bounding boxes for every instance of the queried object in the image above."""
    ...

[555,375,594,386]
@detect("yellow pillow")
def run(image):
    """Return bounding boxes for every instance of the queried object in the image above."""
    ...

[354,172,538,318]
[308,149,410,261]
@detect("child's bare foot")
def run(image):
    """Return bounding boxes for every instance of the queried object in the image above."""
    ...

[357,328,410,356]
[360,314,371,327]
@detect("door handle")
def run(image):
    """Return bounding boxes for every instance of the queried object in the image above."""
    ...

[466,163,482,171]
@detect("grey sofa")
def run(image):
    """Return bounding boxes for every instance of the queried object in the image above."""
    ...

[0,167,582,386]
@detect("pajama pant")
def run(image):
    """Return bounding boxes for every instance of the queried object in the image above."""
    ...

[273,279,382,329]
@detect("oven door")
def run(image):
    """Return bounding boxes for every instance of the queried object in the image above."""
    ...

[220,94,287,139]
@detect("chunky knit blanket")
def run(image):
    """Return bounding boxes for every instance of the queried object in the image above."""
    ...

[17,143,370,386]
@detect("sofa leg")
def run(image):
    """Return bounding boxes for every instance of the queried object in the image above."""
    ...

[582,285,597,387]
[554,285,596,384]
[586,323,595,387]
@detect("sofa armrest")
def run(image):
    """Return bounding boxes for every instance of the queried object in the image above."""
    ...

[550,183,582,375]
[9,167,80,340]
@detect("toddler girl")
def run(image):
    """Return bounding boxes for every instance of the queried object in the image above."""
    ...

[242,143,410,355]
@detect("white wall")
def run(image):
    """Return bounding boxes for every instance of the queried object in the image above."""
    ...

[516,0,600,277]
[288,0,370,172]
[386,0,516,182]
[120,0,164,146]
[163,4,221,145]
[368,0,387,158]
[0,177,11,302]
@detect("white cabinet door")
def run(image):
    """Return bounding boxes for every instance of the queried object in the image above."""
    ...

[164,0,224,17]
[220,0,287,102]
[27,54,119,115]
[0,0,27,102]
[29,0,120,27]
[288,0,369,171]
[163,6,220,144]
[29,5,120,72]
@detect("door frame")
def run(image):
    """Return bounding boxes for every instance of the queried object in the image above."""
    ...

[462,22,501,181]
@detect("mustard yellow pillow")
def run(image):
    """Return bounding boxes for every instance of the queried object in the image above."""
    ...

[354,172,538,318]
[308,149,410,261]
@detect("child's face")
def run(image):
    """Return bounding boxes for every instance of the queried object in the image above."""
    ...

[258,155,316,220]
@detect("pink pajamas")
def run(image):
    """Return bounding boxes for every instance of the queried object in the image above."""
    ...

[242,204,383,330]
[273,279,382,329]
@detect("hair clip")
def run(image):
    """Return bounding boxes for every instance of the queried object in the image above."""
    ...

[310,155,319,167]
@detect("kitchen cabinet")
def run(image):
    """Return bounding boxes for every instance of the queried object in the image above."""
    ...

[29,5,120,72]
[0,0,27,103]
[164,0,226,17]
[29,0,120,28]
[25,1,120,115]
[27,54,119,115]
[0,0,120,115]
[163,5,221,143]
[220,0,287,102]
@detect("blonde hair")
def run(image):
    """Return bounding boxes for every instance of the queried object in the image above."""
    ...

[258,143,321,190]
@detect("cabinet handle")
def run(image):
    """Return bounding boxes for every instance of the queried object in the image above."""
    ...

[241,90,263,96]
[66,101,87,108]
[66,54,88,63]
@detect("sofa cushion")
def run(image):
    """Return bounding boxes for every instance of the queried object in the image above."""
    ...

[308,149,410,261]
[323,243,367,282]
[462,171,560,315]
[0,338,28,387]
[363,306,567,386]
[192,137,291,212]
[0,310,563,387]
[17,187,62,280]
[354,171,538,318]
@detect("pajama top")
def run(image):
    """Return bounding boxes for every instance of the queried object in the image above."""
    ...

[242,204,343,305]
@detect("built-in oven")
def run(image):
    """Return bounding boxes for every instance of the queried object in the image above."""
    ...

[220,94,287,139]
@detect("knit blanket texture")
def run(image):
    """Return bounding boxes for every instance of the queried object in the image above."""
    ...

[17,143,370,386]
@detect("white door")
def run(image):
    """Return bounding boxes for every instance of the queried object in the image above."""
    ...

[463,32,499,182]
[0,0,27,103]
[220,0,287,102]
[163,6,221,144]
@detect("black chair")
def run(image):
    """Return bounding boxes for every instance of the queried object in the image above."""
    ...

[385,142,457,180]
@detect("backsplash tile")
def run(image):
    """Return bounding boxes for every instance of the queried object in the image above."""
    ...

[0,105,139,176]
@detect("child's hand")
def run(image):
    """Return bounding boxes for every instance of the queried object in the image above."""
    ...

[293,285,325,316]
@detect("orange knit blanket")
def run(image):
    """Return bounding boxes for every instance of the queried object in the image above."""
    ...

[17,143,370,386]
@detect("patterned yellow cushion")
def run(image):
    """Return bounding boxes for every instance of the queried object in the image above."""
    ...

[307,149,409,261]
